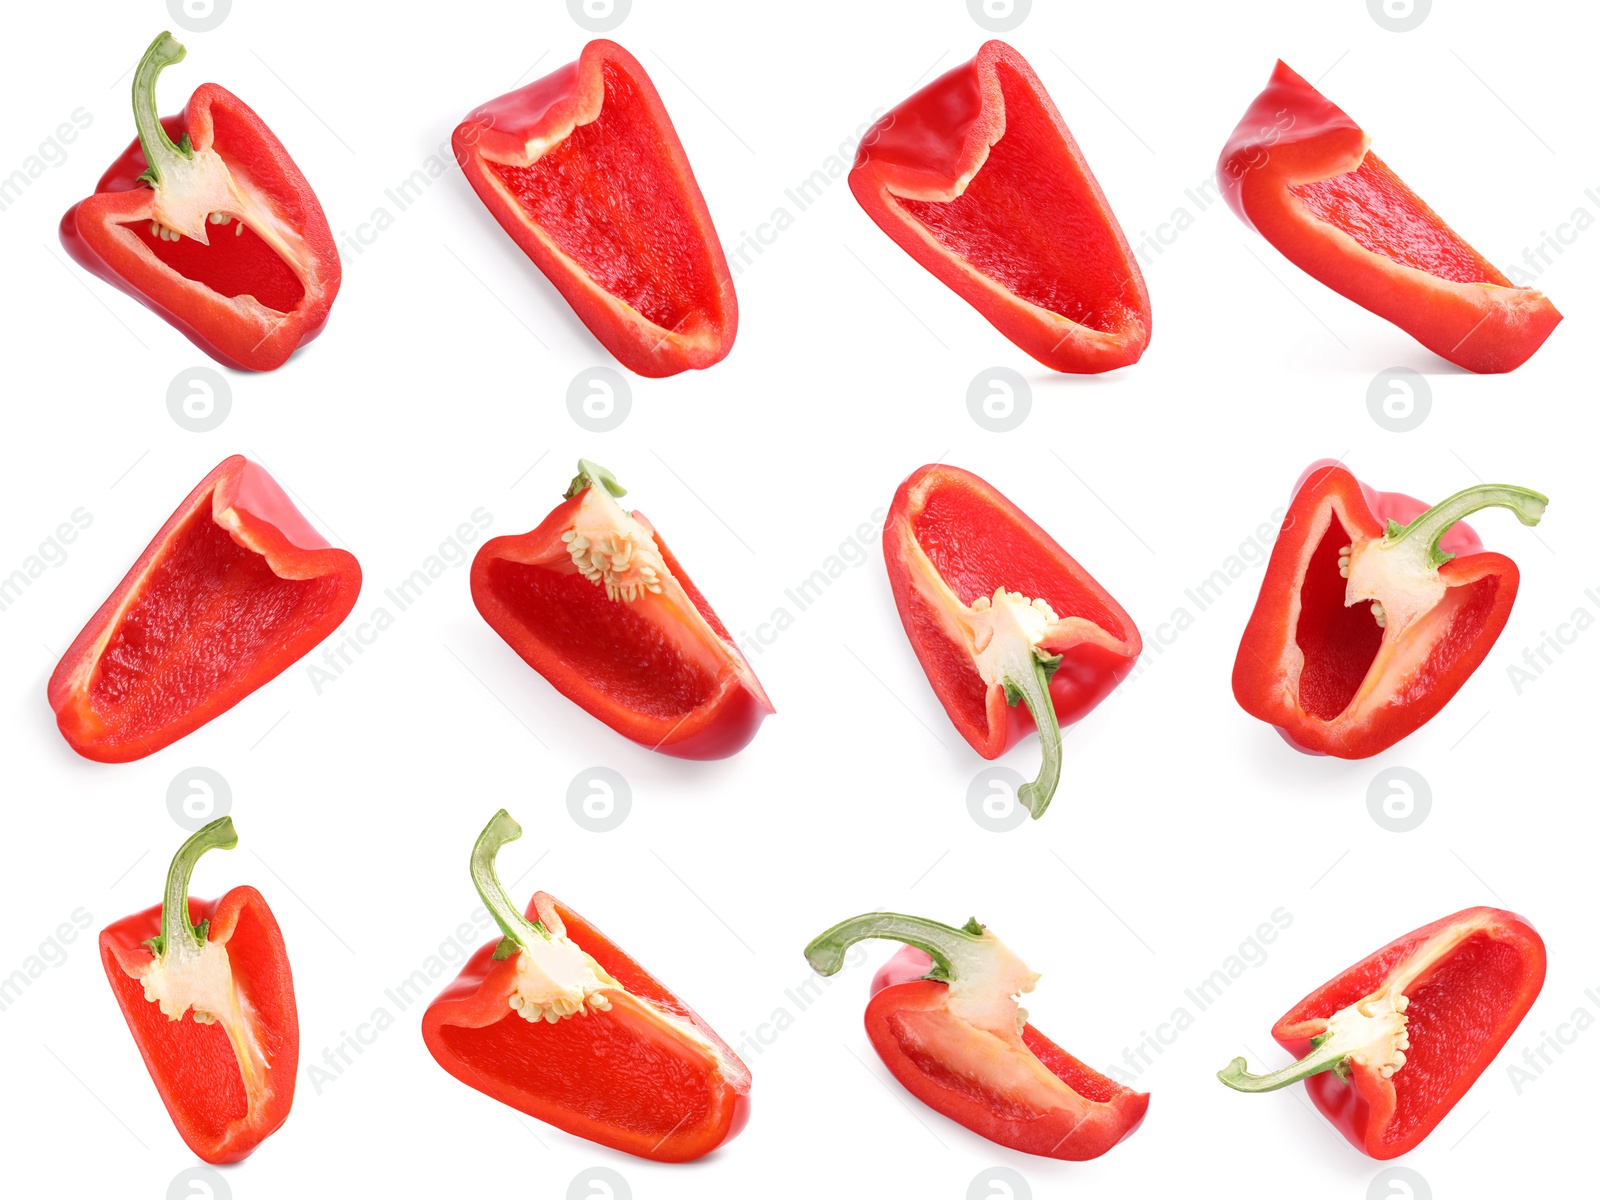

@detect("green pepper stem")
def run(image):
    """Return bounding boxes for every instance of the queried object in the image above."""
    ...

[150,816,237,960]
[1007,653,1063,819]
[566,459,628,502]
[804,912,985,982]
[1217,1036,1347,1093]
[470,809,548,961]
[1385,483,1547,568]
[132,32,192,189]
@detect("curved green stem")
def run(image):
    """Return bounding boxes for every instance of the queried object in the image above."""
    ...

[1007,653,1063,819]
[132,32,192,189]
[1217,1033,1347,1093]
[147,816,237,959]
[1385,483,1548,568]
[470,809,548,961]
[566,459,628,502]
[804,912,985,982]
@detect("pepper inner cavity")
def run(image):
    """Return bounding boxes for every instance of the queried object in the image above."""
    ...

[119,212,306,312]
[1293,517,1384,721]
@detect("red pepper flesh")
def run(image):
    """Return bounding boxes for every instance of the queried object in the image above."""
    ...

[60,34,340,372]
[1233,461,1544,758]
[850,41,1150,373]
[453,40,736,377]
[422,811,750,1162]
[884,464,1140,816]
[470,461,771,758]
[1218,62,1560,373]
[807,914,1147,1160]
[1219,907,1545,1158]
[49,455,362,762]
[101,819,298,1164]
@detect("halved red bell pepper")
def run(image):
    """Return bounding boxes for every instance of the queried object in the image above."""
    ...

[452,40,736,377]
[470,460,771,758]
[850,41,1150,373]
[884,464,1140,817]
[101,817,298,1163]
[422,810,751,1162]
[60,33,340,372]
[49,455,361,763]
[806,912,1147,1160]
[1218,61,1560,373]
[1233,460,1545,758]
[1218,906,1545,1159]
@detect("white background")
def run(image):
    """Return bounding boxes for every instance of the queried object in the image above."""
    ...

[0,1,1594,1197]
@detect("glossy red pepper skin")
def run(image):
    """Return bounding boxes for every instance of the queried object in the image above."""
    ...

[1233,462,1515,758]
[49,456,361,762]
[850,41,1150,373]
[100,890,298,1163]
[421,893,750,1162]
[470,486,771,759]
[453,40,736,377]
[868,946,1147,1160]
[1267,907,1544,1159]
[884,464,1140,758]
[61,98,340,371]
[1218,61,1560,373]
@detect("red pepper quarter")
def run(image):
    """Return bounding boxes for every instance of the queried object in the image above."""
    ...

[49,455,361,762]
[422,811,750,1162]
[884,464,1140,817]
[471,460,771,758]
[101,818,298,1163]
[453,40,736,377]
[1218,906,1545,1158]
[1233,460,1545,758]
[806,912,1147,1160]
[1218,61,1560,373]
[850,41,1150,373]
[60,33,340,371]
